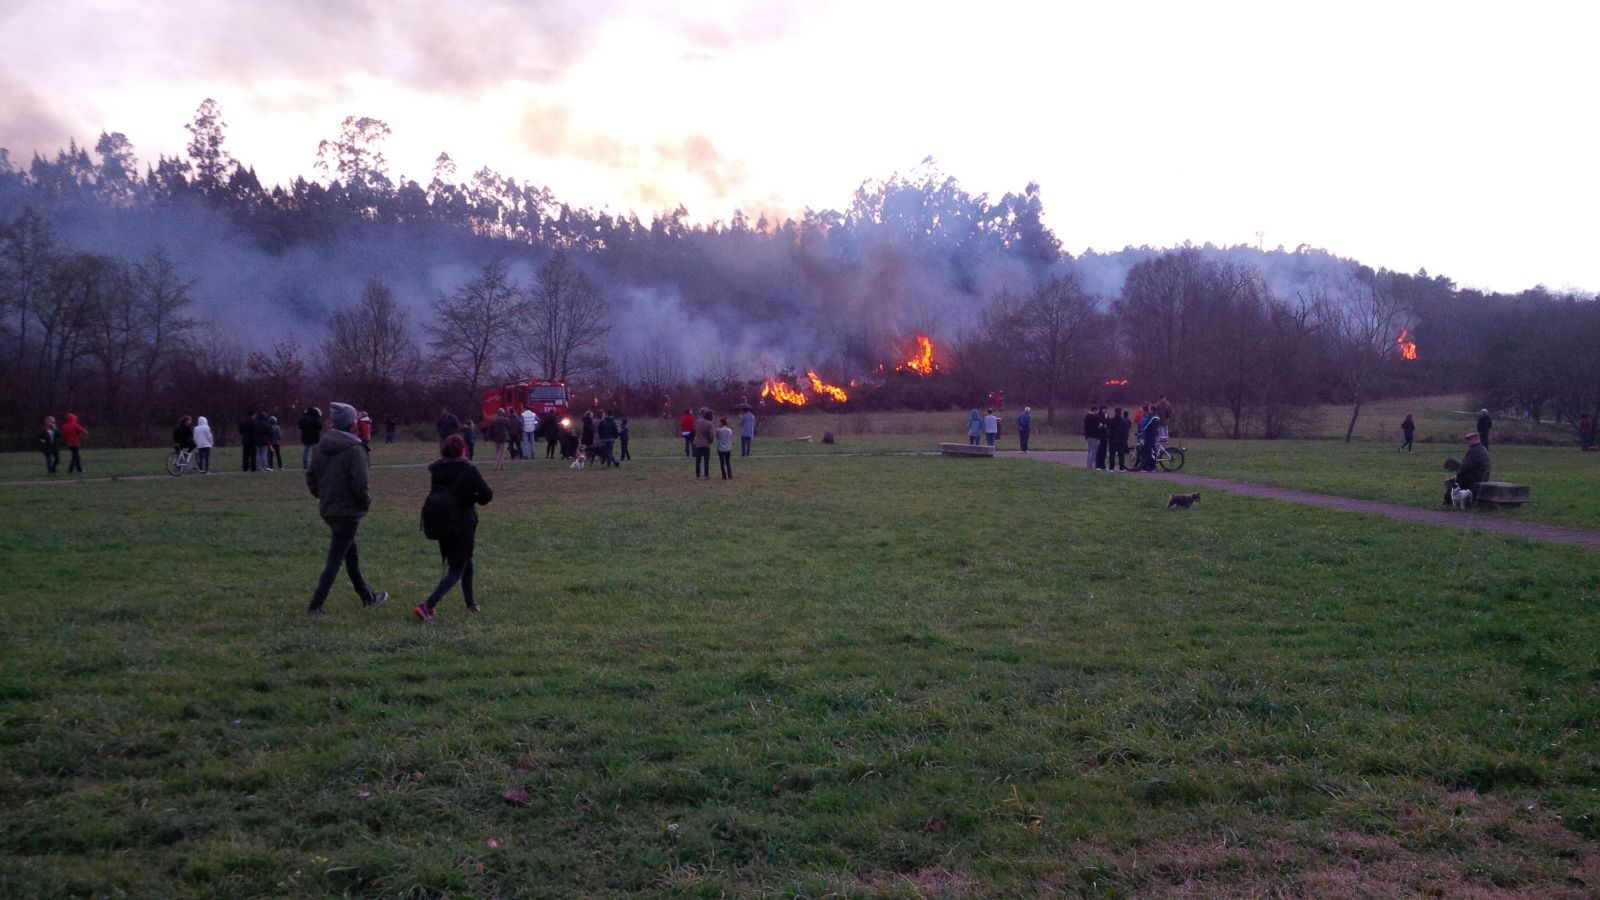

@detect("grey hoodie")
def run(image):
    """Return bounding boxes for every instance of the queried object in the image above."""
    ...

[305,428,371,520]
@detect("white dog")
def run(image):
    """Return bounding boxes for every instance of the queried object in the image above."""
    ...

[569,454,586,470]
[1451,486,1473,510]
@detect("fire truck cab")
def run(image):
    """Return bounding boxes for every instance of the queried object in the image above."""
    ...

[480,379,571,429]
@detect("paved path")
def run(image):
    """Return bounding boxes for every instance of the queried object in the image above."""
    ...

[1002,449,1600,553]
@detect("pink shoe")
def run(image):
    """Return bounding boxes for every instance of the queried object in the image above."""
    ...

[413,604,434,622]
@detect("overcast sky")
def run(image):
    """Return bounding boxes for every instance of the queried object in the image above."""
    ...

[2,0,1596,293]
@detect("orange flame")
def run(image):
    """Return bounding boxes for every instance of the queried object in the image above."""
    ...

[761,378,808,406]
[897,334,936,375]
[1105,378,1129,386]
[806,370,849,402]
[1396,328,1418,361]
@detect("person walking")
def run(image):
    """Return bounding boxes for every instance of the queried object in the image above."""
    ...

[597,409,620,467]
[679,408,696,457]
[1580,413,1594,452]
[37,415,62,474]
[1082,406,1102,469]
[239,410,258,472]
[489,408,512,470]
[520,407,538,459]
[1476,408,1493,447]
[967,409,982,446]
[983,409,999,447]
[739,407,756,456]
[298,407,323,469]
[193,415,214,473]
[1398,414,1416,452]
[61,412,88,473]
[414,434,492,622]
[304,402,388,614]
[618,417,631,461]
[692,407,714,479]
[1016,407,1032,453]
[459,418,477,460]
[716,417,734,479]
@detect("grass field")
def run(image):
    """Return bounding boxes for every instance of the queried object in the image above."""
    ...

[3,436,1600,896]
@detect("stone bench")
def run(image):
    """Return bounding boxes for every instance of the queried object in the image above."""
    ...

[937,442,994,457]
[1473,481,1530,508]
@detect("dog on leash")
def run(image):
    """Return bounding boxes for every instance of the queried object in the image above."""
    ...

[1450,486,1473,510]
[1166,492,1201,509]
[569,453,587,470]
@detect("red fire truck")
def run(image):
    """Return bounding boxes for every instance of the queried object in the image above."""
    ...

[480,379,571,429]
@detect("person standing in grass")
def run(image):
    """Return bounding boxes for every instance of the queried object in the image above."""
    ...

[1082,405,1102,469]
[597,409,620,467]
[693,407,714,479]
[298,406,322,469]
[304,402,388,614]
[1476,408,1492,447]
[520,407,537,459]
[193,415,214,473]
[716,417,734,479]
[967,408,982,446]
[1580,413,1593,452]
[414,434,492,622]
[62,412,88,473]
[489,408,512,471]
[384,414,397,445]
[254,409,274,471]
[37,415,61,474]
[268,416,284,470]
[1016,407,1032,453]
[739,407,756,456]
[618,417,631,461]
[1110,407,1130,470]
[984,409,999,447]
[435,407,460,450]
[239,409,258,472]
[679,408,695,457]
[1398,414,1416,452]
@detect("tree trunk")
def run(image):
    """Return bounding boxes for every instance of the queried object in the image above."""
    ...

[1345,399,1361,443]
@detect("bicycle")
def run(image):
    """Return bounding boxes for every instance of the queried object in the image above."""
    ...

[165,447,197,476]
[1136,441,1186,472]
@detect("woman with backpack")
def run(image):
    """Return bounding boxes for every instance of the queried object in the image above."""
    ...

[415,434,493,622]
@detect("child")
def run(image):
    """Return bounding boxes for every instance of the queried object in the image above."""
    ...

[716,417,734,480]
[62,413,89,473]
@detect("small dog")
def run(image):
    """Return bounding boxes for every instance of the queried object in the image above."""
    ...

[569,454,587,470]
[1451,486,1473,510]
[1166,492,1201,509]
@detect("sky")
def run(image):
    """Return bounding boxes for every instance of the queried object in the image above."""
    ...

[2,0,1597,294]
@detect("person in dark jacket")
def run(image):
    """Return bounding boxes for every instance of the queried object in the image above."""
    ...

[1094,407,1110,470]
[597,410,620,467]
[384,414,397,445]
[1109,407,1131,470]
[1082,406,1102,470]
[692,407,714,479]
[37,415,61,474]
[1580,413,1594,452]
[304,402,387,613]
[239,410,258,472]
[1476,408,1492,447]
[298,407,323,469]
[489,408,513,471]
[254,409,274,471]
[1444,431,1491,506]
[436,407,460,448]
[414,434,492,622]
[173,415,196,453]
[1016,407,1032,453]
[1397,414,1416,453]
[618,417,631,461]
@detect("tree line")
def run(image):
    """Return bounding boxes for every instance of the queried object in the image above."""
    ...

[1,99,1596,446]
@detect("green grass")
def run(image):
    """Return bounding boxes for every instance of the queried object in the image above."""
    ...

[3,446,1599,896]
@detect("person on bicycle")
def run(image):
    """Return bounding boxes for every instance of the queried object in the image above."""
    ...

[173,416,196,457]
[1138,410,1162,471]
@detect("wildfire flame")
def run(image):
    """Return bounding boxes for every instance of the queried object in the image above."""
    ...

[898,334,936,375]
[805,370,849,402]
[1396,328,1418,361]
[1105,378,1129,386]
[761,378,808,406]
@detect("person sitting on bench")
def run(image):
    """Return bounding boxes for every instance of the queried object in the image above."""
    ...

[1443,431,1490,506]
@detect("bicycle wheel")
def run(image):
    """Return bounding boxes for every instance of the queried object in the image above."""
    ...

[1159,447,1185,472]
[166,452,184,476]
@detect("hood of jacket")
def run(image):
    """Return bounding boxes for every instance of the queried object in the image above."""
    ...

[318,428,364,456]
[65,413,79,426]
[196,416,209,429]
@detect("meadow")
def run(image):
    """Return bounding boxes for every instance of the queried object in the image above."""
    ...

[2,419,1599,896]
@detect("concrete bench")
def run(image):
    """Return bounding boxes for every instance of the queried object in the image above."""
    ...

[1473,481,1530,508]
[937,442,994,457]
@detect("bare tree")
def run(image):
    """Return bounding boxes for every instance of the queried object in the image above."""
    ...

[1015,272,1098,424]
[426,258,525,407]
[319,279,421,409]
[521,254,610,381]
[1328,267,1409,442]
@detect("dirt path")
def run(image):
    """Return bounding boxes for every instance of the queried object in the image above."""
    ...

[1004,449,1600,553]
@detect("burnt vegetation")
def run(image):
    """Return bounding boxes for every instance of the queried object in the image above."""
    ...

[1,99,1596,445]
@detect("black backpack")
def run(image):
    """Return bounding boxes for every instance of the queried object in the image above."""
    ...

[420,467,469,541]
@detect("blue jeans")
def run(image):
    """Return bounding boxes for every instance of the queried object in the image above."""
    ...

[522,433,535,457]
[308,518,374,610]
[43,449,59,473]
[197,447,211,471]
[302,445,313,468]
[986,433,996,446]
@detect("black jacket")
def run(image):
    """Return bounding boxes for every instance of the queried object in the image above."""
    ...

[305,429,371,520]
[1457,444,1491,489]
[238,416,257,445]
[436,413,460,441]
[427,458,493,526]
[37,428,61,452]
[299,411,323,446]
[1476,414,1492,437]
[597,416,619,442]
[1082,414,1100,439]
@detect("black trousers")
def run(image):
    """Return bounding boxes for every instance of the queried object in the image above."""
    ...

[718,450,732,479]
[308,517,373,610]
[242,442,256,471]
[740,436,751,456]
[693,446,711,477]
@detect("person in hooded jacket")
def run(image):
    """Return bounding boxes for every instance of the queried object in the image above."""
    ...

[413,434,492,622]
[62,413,89,473]
[239,410,258,472]
[967,409,982,445]
[298,407,322,469]
[254,409,274,471]
[192,416,214,473]
[173,416,196,455]
[37,415,61,474]
[304,402,388,614]
[268,416,284,469]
